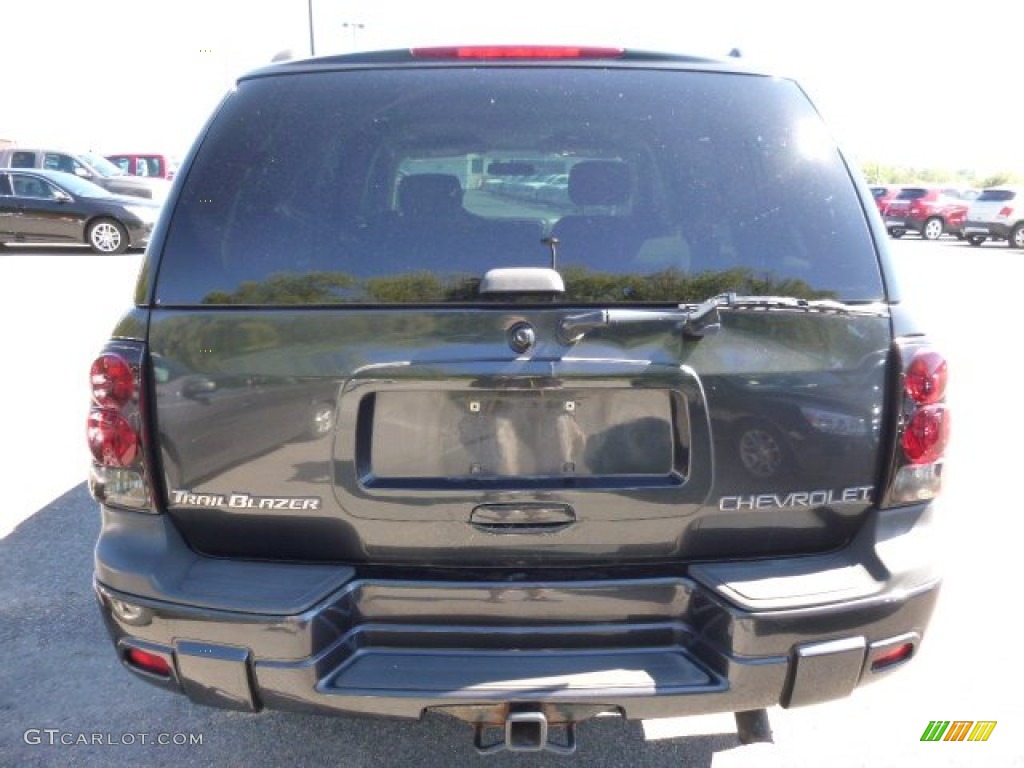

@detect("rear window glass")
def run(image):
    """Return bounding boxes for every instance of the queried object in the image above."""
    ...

[897,188,927,200]
[155,66,882,305]
[977,189,1017,202]
[10,151,37,168]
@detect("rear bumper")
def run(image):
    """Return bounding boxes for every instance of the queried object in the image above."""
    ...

[127,221,155,248]
[963,221,1012,239]
[94,503,940,722]
[884,215,925,233]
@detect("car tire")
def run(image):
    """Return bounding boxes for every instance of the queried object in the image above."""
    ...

[921,217,944,241]
[888,228,905,239]
[966,235,986,247]
[87,218,129,254]
[737,422,788,479]
[1010,223,1024,249]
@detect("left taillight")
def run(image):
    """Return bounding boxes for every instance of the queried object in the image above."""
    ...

[87,343,156,512]
[881,340,950,506]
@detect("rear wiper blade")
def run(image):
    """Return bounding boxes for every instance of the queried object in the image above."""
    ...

[710,293,884,314]
[557,293,885,345]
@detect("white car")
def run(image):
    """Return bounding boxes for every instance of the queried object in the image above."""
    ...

[963,186,1024,248]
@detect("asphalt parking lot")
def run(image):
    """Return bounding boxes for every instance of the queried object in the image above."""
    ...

[1,238,1021,767]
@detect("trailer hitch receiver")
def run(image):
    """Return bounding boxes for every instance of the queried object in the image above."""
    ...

[474,710,577,754]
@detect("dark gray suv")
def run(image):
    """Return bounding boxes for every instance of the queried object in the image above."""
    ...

[88,46,948,754]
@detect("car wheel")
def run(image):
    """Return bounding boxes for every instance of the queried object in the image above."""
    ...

[737,423,787,479]
[888,228,905,239]
[966,235,986,247]
[921,217,944,241]
[1010,223,1024,249]
[87,218,129,254]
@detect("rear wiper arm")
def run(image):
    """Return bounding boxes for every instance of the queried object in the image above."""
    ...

[557,293,883,345]
[557,295,722,345]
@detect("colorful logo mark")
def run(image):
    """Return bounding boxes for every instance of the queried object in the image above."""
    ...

[921,721,997,742]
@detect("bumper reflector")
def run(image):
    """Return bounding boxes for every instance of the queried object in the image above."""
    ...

[870,641,915,672]
[125,648,172,677]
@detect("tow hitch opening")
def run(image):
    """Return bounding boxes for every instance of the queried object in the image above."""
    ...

[474,709,577,755]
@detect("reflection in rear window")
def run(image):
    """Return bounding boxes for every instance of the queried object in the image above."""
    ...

[10,152,37,168]
[897,188,927,200]
[155,67,883,306]
[977,189,1017,202]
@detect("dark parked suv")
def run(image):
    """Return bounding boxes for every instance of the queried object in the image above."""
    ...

[88,46,947,754]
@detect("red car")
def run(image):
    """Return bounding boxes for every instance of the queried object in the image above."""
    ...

[884,186,970,240]
[106,153,177,181]
[870,184,902,216]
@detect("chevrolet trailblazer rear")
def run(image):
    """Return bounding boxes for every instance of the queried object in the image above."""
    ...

[89,47,946,753]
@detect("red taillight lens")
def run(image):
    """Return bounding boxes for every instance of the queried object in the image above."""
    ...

[998,206,1013,218]
[904,349,947,404]
[883,341,950,506]
[87,409,138,467]
[901,404,950,464]
[411,45,624,59]
[87,344,154,511]
[90,353,135,408]
[125,648,171,677]
[901,346,951,465]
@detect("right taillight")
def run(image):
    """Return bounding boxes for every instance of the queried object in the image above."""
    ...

[883,341,950,506]
[904,348,947,404]
[901,405,950,464]
[87,342,156,512]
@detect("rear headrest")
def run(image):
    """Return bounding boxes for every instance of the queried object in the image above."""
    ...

[568,161,632,207]
[398,174,464,218]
